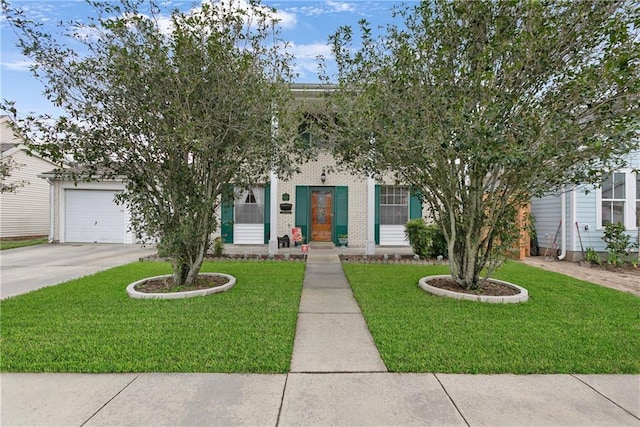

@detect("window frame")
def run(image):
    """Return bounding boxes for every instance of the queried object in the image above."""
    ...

[596,170,638,230]
[379,185,410,226]
[234,186,264,225]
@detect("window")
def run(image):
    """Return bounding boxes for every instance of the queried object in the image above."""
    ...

[235,187,263,224]
[298,113,332,148]
[601,172,626,226]
[598,171,639,229]
[380,186,409,225]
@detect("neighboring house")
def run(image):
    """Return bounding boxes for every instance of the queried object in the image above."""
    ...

[531,149,640,261]
[0,116,58,239]
[41,84,426,250]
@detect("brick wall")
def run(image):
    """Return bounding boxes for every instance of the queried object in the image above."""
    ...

[277,152,369,246]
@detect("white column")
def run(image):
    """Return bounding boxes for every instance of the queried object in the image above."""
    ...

[366,176,376,255]
[268,170,278,254]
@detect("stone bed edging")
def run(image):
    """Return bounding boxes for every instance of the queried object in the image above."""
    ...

[126,273,236,299]
[418,275,529,303]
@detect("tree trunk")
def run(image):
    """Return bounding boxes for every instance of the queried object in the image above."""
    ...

[171,227,210,288]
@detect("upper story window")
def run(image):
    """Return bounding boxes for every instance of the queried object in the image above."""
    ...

[380,186,409,225]
[598,171,638,229]
[298,113,332,149]
[235,186,263,224]
[601,172,626,226]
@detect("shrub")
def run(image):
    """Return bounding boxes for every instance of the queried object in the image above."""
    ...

[405,218,430,259]
[212,236,225,257]
[427,224,447,258]
[602,222,633,266]
[585,247,601,265]
[404,219,447,259]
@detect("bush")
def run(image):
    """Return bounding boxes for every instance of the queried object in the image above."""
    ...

[602,222,633,266]
[404,218,430,258]
[212,236,225,257]
[585,247,601,265]
[404,219,447,259]
[427,224,448,258]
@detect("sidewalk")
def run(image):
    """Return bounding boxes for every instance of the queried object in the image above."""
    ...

[2,248,639,426]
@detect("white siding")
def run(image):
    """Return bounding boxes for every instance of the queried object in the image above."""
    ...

[0,150,56,238]
[234,224,263,244]
[531,193,562,252]
[379,225,409,246]
[0,117,21,144]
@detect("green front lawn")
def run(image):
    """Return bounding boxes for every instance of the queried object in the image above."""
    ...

[0,238,48,250]
[343,262,640,374]
[0,261,305,373]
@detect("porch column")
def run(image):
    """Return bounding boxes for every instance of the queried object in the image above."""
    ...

[366,176,376,255]
[268,170,278,255]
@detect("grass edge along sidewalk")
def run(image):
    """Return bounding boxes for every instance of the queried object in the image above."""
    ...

[0,261,304,373]
[0,238,48,250]
[343,261,640,374]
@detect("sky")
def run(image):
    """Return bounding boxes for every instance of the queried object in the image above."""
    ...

[1,0,414,118]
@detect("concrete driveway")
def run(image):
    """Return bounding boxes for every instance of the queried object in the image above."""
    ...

[0,243,156,299]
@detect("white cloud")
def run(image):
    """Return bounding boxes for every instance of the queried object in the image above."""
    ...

[2,59,34,72]
[326,1,356,13]
[198,0,297,30]
[288,41,333,60]
[286,42,335,81]
[284,1,360,17]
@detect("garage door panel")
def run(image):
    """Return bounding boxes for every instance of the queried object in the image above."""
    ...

[65,190,125,243]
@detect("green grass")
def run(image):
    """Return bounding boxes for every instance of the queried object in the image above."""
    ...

[0,261,305,373]
[0,238,48,250]
[343,262,640,374]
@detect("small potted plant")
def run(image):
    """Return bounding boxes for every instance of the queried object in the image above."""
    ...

[338,234,348,247]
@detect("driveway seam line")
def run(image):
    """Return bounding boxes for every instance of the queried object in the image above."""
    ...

[570,374,640,421]
[80,373,141,426]
[275,373,289,426]
[434,373,470,427]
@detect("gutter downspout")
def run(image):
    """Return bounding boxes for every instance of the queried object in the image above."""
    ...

[46,178,54,243]
[558,187,567,260]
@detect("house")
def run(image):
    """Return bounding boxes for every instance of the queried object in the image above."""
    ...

[531,149,640,261]
[0,116,58,239]
[41,84,426,250]
[221,84,425,254]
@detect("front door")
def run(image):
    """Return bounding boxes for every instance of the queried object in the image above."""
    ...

[311,189,333,241]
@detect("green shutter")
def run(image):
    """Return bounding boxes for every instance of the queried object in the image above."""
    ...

[374,185,380,244]
[409,192,422,219]
[221,185,234,244]
[295,186,308,243]
[263,184,270,244]
[334,186,348,244]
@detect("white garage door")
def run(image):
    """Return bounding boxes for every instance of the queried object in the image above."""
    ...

[65,190,125,243]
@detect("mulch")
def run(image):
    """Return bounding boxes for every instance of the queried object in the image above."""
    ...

[426,277,520,296]
[134,274,229,293]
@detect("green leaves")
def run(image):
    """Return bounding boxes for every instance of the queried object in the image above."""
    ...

[323,0,640,288]
[3,0,299,286]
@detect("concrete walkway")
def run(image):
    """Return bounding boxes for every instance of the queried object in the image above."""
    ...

[1,247,639,426]
[290,252,387,373]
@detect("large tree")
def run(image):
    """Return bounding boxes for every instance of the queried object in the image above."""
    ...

[2,0,300,287]
[322,0,640,289]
